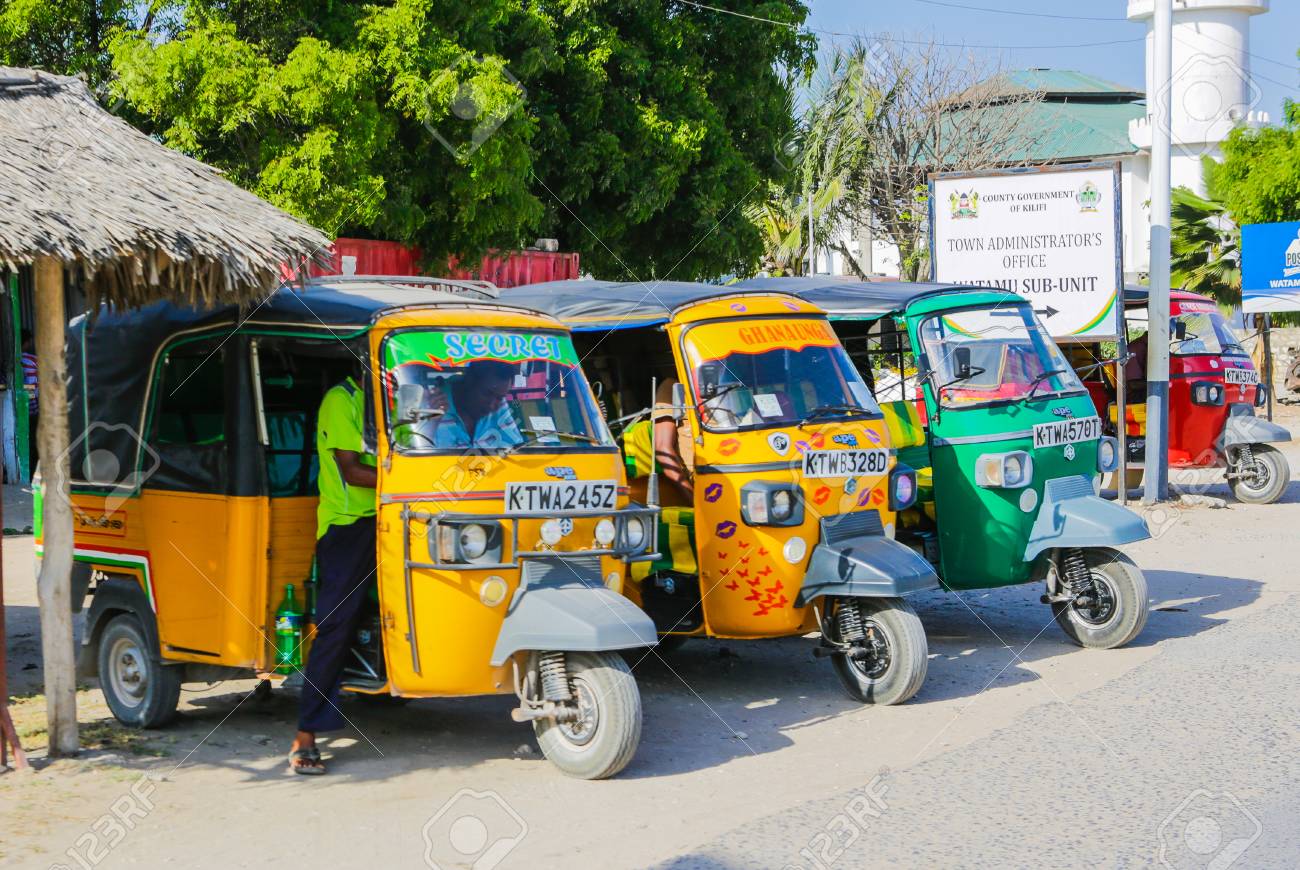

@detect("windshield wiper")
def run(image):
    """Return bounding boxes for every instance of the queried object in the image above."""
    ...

[506,427,602,454]
[1025,368,1065,400]
[396,407,446,425]
[798,404,867,428]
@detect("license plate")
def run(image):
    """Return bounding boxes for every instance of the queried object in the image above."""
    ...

[1223,367,1259,385]
[801,448,888,478]
[505,480,618,514]
[1032,416,1101,449]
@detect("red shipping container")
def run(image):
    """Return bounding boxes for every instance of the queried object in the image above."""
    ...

[294,238,580,288]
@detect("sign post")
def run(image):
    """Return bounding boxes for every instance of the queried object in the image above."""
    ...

[929,161,1129,499]
[1243,220,1300,421]
[1242,220,1300,315]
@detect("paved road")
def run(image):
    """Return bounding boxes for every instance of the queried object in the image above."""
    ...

[4,438,1300,869]
[661,594,1300,869]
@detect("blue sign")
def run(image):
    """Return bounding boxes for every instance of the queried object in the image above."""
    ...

[1242,221,1300,313]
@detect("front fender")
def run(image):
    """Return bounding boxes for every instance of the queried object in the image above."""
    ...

[490,561,657,666]
[1221,405,1292,447]
[1024,475,1150,562]
[796,536,940,606]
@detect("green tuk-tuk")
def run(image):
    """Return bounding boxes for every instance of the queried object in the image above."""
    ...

[739,279,1152,649]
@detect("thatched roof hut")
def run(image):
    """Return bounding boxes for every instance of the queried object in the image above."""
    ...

[0,65,333,762]
[0,66,330,308]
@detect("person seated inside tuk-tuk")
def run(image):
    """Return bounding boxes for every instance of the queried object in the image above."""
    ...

[397,359,525,450]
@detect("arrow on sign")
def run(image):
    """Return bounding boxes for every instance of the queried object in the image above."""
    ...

[1034,306,1060,318]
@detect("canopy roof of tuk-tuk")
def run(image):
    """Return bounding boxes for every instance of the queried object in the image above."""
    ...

[496,279,808,331]
[732,277,1023,320]
[65,275,537,491]
[1120,285,1212,308]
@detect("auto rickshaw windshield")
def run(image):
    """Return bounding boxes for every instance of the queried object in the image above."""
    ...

[919,303,1085,408]
[382,327,615,453]
[682,316,879,432]
[1131,305,1250,358]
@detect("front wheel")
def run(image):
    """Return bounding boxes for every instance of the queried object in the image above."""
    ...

[97,613,181,728]
[829,597,928,706]
[533,652,642,779]
[1051,549,1148,649]
[1228,444,1290,505]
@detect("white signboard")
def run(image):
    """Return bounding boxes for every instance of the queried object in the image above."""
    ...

[930,163,1123,340]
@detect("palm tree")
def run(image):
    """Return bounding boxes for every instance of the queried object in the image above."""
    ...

[1170,189,1240,306]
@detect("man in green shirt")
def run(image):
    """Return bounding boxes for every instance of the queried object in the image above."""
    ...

[290,374,377,775]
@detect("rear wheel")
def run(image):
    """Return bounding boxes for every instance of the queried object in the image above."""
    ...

[829,597,928,706]
[533,652,642,779]
[97,614,181,728]
[1228,444,1289,505]
[1052,549,1148,649]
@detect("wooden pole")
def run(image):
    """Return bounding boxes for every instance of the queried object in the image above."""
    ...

[2,475,31,769]
[33,256,76,756]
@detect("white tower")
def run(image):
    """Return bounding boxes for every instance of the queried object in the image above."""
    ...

[1127,0,1270,193]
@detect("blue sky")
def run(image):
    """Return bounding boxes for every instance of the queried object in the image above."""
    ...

[804,0,1298,122]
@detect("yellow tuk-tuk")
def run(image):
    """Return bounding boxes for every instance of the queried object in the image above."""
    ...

[44,276,659,778]
[499,282,941,705]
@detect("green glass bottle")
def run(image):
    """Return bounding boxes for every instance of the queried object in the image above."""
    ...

[274,584,303,674]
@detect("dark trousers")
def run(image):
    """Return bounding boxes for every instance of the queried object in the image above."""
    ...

[297,516,377,733]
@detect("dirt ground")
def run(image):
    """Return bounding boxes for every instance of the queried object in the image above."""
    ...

[4,409,1300,869]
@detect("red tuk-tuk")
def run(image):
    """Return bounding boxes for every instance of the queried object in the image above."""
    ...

[1079,288,1291,504]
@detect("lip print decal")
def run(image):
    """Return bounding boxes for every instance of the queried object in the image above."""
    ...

[719,438,741,456]
[716,520,737,539]
[810,431,826,448]
[782,299,800,311]
[704,482,724,503]
[864,429,882,445]
[813,485,832,505]
[730,302,748,313]
[767,432,791,455]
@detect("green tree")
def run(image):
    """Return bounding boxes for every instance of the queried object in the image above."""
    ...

[0,1,144,86]
[1214,93,1300,227]
[3,0,814,279]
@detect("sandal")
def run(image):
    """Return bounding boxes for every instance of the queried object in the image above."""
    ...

[289,746,326,775]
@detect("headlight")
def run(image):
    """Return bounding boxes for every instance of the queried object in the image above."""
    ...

[1191,381,1224,406]
[458,524,489,560]
[594,518,617,547]
[890,465,917,510]
[623,516,647,550]
[739,483,802,526]
[1255,383,1268,408]
[1096,436,1119,473]
[771,489,794,522]
[539,518,565,546]
[975,451,1033,489]
[432,521,502,564]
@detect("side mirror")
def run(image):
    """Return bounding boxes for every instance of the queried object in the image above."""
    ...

[1172,319,1188,342]
[671,382,686,423]
[395,383,425,423]
[953,346,972,380]
[698,363,722,399]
